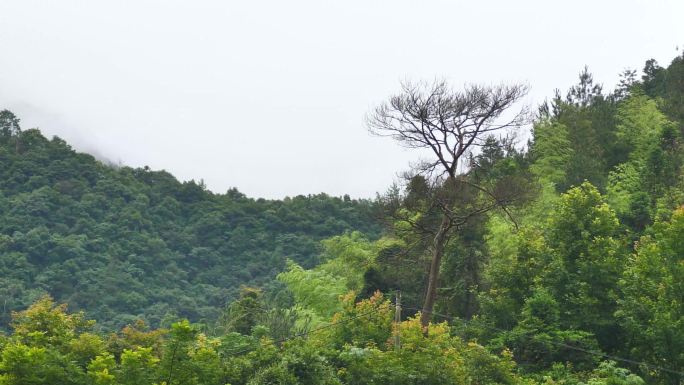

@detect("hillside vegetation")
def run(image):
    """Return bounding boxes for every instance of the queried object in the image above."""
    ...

[0,124,381,330]
[0,53,683,384]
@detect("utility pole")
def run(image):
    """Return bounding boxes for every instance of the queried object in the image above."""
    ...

[394,290,401,351]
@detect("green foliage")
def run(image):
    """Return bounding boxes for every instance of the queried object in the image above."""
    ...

[317,232,375,291]
[322,291,393,350]
[481,218,549,330]
[360,236,426,318]
[248,340,342,385]
[277,261,349,323]
[10,295,94,349]
[536,183,624,349]
[118,347,159,385]
[0,125,381,330]
[617,207,684,385]
[5,52,684,384]
[220,287,266,335]
[159,320,223,385]
[540,361,644,385]
[437,217,489,320]
[0,342,83,385]
[491,288,599,372]
[0,298,98,385]
[530,120,574,187]
[607,91,681,230]
[642,54,684,124]
[475,61,684,382]
[477,182,626,377]
[614,92,670,159]
[338,316,526,385]
[0,278,644,385]
[0,110,21,139]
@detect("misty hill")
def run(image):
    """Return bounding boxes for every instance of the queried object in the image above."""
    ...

[1,52,684,385]
[0,122,381,330]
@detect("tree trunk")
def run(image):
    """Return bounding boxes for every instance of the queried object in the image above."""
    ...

[420,213,451,333]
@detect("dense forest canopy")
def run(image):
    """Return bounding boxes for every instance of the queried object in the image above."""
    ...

[0,124,381,330]
[1,52,684,384]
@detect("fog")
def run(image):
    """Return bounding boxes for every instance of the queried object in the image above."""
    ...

[0,0,682,198]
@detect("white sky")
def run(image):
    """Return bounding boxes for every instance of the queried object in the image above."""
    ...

[0,0,682,199]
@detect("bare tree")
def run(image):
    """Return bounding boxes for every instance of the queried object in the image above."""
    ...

[367,80,529,332]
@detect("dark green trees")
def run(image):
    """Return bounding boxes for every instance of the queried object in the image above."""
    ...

[618,207,684,385]
[0,110,21,138]
[0,123,382,331]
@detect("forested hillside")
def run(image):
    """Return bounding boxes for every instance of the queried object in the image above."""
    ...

[0,123,381,330]
[0,53,683,385]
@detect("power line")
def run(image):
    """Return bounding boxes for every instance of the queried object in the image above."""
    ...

[403,306,684,379]
[11,289,679,382]
[218,300,683,379]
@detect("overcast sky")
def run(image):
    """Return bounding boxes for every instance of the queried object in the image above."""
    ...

[0,0,682,199]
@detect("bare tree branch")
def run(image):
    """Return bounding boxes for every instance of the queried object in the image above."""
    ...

[367,79,530,333]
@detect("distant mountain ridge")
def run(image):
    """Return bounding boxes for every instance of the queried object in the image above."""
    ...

[0,121,382,330]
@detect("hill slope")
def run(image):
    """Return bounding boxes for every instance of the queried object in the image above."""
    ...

[0,122,381,330]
